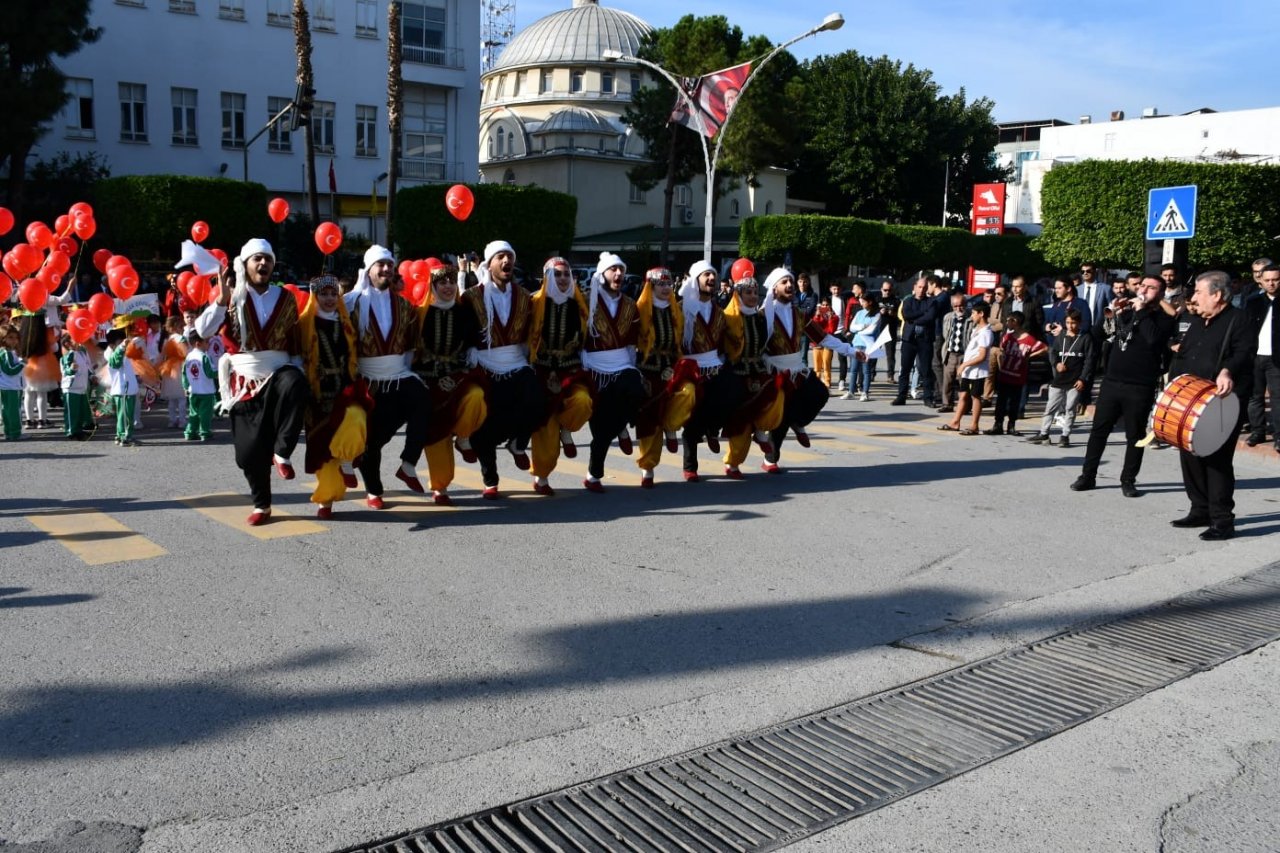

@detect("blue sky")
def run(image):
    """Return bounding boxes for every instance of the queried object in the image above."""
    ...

[514,1,1279,122]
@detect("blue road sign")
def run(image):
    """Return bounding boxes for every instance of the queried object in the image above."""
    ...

[1147,185,1197,240]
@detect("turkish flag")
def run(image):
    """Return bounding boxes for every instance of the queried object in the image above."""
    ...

[328,158,337,193]
[670,61,752,138]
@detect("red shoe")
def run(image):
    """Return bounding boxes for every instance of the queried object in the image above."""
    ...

[582,478,605,493]
[532,480,555,496]
[247,508,271,526]
[341,469,358,488]
[366,495,385,510]
[455,437,477,464]
[793,427,811,448]
[395,467,425,493]
[617,431,633,455]
[724,466,744,480]
[482,486,501,500]
[509,447,531,471]
[664,433,679,453]
[432,491,452,506]
[761,461,782,474]
[682,471,700,483]
[316,506,333,520]
[273,458,295,480]
[706,435,721,454]
[640,474,655,489]
[560,429,577,459]
[753,431,774,456]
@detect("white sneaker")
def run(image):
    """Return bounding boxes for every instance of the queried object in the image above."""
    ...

[837,380,846,392]
[840,391,854,400]
[859,392,869,402]
[910,389,922,399]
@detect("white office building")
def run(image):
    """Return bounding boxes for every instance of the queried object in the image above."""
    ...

[49,0,480,241]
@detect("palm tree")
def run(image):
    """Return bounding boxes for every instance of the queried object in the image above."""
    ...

[293,0,320,224]
[385,0,403,249]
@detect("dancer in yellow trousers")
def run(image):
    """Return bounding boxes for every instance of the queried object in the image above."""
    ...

[528,257,591,496]
[634,267,696,487]
[299,275,371,519]
[417,264,487,505]
[722,277,786,478]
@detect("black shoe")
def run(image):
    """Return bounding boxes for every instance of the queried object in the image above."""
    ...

[1199,525,1234,541]
[1170,514,1211,528]
[1245,433,1264,447]
[1069,476,1095,492]
[1058,436,1071,448]
[1120,482,1140,498]
[1026,433,1049,443]
[937,405,955,413]
[890,398,906,406]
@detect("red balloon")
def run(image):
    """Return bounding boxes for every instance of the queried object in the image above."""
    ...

[0,207,13,236]
[72,215,96,241]
[191,220,210,243]
[10,243,43,279]
[314,222,342,255]
[444,184,475,221]
[53,236,78,257]
[425,257,445,271]
[209,248,228,268]
[106,254,132,271]
[92,248,113,273]
[410,260,431,285]
[35,267,62,292]
[44,250,71,277]
[2,252,21,283]
[25,222,53,250]
[54,214,71,236]
[107,265,139,300]
[397,260,413,282]
[88,292,115,324]
[267,197,290,224]
[407,279,429,307]
[0,275,10,304]
[67,310,97,344]
[18,279,47,312]
[69,202,93,218]
[730,258,755,283]
[186,275,210,307]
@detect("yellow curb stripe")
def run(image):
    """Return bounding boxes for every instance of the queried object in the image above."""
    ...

[177,493,327,540]
[26,510,168,566]
[815,422,935,446]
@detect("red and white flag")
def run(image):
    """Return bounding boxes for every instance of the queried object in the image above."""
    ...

[328,158,337,193]
[670,61,752,138]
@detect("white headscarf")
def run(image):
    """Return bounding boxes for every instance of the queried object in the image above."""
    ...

[681,260,716,347]
[543,256,573,306]
[478,240,516,346]
[762,267,795,337]
[588,251,626,336]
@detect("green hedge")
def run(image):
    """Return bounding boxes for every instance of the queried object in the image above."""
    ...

[95,176,268,261]
[394,183,577,264]
[1037,159,1280,270]
[881,224,971,269]
[968,233,1057,277]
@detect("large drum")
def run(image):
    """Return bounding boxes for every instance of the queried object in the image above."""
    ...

[1151,374,1239,457]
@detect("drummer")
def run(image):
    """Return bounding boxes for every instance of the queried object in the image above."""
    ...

[1071,274,1176,497]
[1167,271,1255,540]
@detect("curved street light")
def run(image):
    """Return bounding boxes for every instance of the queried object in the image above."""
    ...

[605,12,844,262]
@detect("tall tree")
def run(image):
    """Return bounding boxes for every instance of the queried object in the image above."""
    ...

[791,51,1006,226]
[385,0,403,250]
[292,0,320,225]
[0,0,100,218]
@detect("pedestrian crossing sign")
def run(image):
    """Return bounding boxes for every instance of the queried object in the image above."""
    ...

[1146,185,1197,240]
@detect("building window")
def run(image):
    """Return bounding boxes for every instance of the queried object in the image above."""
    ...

[487,135,494,159]
[311,0,335,31]
[266,0,290,26]
[512,72,522,97]
[730,199,741,218]
[601,71,614,95]
[630,72,640,93]
[507,130,514,156]
[496,127,505,157]
[765,200,774,215]
[540,70,552,94]
[629,182,645,204]
[401,1,447,65]
[1103,133,1116,152]
[267,96,292,151]
[401,85,447,179]
[219,0,245,20]
[170,87,198,146]
[312,100,335,153]
[355,104,376,156]
[570,69,584,93]
[495,76,505,99]
[355,0,377,36]
[169,0,196,12]
[503,169,516,185]
[221,92,245,148]
[65,78,95,140]
[119,83,148,143]
[674,184,691,207]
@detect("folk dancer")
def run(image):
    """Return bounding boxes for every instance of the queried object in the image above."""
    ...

[721,277,783,478]
[196,238,310,525]
[527,256,591,496]
[679,260,745,481]
[634,267,697,487]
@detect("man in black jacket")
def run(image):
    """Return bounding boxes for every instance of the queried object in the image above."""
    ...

[891,277,940,406]
[878,278,901,382]
[1071,275,1176,497]
[1169,271,1257,540]
[1243,263,1279,451]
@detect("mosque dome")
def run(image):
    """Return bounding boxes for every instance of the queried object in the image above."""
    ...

[490,0,651,74]
[534,106,619,136]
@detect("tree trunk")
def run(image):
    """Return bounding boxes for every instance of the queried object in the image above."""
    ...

[659,124,679,266]
[293,0,320,226]
[385,0,403,251]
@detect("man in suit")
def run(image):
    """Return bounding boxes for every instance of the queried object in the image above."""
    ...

[1009,276,1045,342]
[891,276,940,406]
[1076,262,1110,329]
[1244,263,1279,452]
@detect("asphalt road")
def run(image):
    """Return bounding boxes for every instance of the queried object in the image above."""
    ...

[1,386,1277,852]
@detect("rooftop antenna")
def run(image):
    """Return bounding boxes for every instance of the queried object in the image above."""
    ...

[482,1,516,73]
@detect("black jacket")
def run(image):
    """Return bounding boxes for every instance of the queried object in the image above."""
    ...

[899,295,939,343]
[1171,304,1257,400]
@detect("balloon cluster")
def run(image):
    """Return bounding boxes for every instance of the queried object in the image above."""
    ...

[1,201,99,311]
[397,257,446,306]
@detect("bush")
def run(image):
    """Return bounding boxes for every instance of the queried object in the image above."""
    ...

[738,214,884,268]
[394,183,576,265]
[1037,159,1280,270]
[881,224,972,270]
[94,176,268,262]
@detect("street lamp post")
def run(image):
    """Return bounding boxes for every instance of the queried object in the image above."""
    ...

[371,171,389,244]
[604,12,843,263]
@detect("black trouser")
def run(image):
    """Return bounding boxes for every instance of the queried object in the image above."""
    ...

[1079,379,1158,485]
[992,380,1023,430]
[1247,355,1280,440]
[931,339,945,404]
[471,366,543,487]
[767,372,828,463]
[835,349,849,384]
[587,369,645,479]
[683,368,747,473]
[895,337,935,402]
[230,367,309,510]
[1179,418,1244,526]
[357,378,432,496]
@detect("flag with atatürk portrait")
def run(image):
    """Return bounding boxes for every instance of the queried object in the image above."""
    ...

[669,61,752,138]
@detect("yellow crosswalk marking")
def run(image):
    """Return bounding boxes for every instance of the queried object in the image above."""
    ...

[815,422,934,446]
[26,510,167,566]
[445,465,546,500]
[856,419,948,435]
[178,493,327,540]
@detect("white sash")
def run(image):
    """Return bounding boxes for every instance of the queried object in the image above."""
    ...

[358,353,415,381]
[764,352,806,374]
[582,346,636,375]
[469,343,528,377]
[686,350,723,370]
[218,350,290,412]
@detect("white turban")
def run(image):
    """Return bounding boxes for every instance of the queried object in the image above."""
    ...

[762,267,795,338]
[681,260,716,346]
[233,238,275,290]
[484,240,515,265]
[588,251,627,336]
[364,244,394,268]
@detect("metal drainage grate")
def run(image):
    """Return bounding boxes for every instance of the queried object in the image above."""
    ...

[342,565,1280,853]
